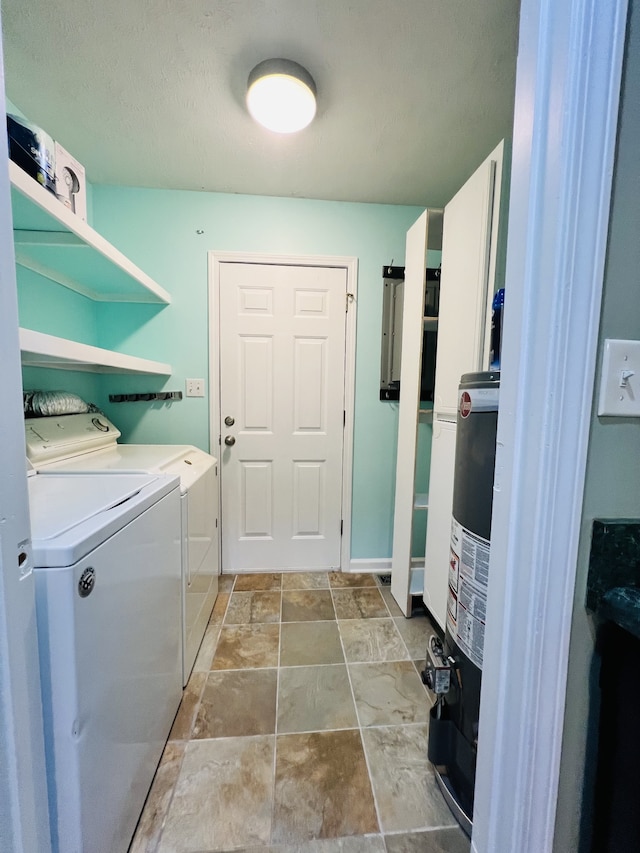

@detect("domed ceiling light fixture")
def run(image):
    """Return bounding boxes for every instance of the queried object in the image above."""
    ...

[246,59,317,134]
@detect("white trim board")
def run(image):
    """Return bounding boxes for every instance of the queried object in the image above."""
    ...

[0,26,52,847]
[208,251,357,573]
[349,557,425,574]
[472,0,628,851]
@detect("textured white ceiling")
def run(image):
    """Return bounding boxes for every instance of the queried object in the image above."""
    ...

[1,0,520,207]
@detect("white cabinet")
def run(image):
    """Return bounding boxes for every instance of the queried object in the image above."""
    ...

[391,142,506,623]
[9,161,172,374]
[424,141,506,629]
[390,209,443,616]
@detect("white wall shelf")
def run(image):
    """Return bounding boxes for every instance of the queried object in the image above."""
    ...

[9,162,171,304]
[19,328,172,375]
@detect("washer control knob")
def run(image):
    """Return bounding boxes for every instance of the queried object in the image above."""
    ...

[78,567,96,598]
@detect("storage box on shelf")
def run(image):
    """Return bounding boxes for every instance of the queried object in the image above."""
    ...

[10,161,172,375]
[54,141,87,222]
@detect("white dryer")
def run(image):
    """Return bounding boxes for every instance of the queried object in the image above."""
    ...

[26,413,219,686]
[28,470,182,853]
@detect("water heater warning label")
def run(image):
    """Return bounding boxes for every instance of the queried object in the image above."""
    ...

[447,517,490,670]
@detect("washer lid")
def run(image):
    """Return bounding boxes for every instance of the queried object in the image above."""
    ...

[29,472,178,567]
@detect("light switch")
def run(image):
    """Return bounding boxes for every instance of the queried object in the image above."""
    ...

[597,339,640,416]
[185,378,205,397]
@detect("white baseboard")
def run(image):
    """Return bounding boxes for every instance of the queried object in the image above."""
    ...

[347,558,390,573]
[347,557,425,573]
[222,558,425,575]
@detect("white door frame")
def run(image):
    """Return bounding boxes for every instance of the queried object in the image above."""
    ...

[0,18,52,848]
[473,0,628,851]
[208,251,358,574]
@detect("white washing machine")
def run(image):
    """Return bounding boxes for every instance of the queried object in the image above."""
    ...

[28,470,182,853]
[25,412,219,686]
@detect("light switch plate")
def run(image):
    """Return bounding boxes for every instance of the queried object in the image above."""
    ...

[185,378,205,397]
[598,339,640,416]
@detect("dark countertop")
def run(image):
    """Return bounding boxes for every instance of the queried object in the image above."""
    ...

[600,586,640,641]
[587,520,640,636]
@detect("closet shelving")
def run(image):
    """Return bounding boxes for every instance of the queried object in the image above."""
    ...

[10,161,172,375]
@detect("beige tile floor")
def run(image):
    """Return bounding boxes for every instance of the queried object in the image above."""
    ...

[129,572,471,853]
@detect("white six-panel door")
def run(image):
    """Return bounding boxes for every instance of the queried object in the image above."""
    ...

[218,262,348,572]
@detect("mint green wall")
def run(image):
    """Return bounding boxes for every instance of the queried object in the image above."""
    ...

[17,267,97,343]
[18,272,101,402]
[86,187,429,559]
[21,367,101,405]
[554,1,640,849]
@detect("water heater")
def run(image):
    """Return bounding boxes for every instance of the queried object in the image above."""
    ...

[425,371,499,835]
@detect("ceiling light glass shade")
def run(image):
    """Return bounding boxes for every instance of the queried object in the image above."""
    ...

[247,59,317,133]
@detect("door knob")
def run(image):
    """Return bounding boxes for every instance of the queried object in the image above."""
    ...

[224,435,236,446]
[224,416,235,426]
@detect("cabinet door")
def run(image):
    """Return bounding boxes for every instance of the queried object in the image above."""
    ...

[433,141,503,417]
[390,211,430,616]
[423,141,505,624]
[390,208,443,615]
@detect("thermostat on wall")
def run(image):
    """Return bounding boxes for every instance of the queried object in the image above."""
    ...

[54,141,87,221]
